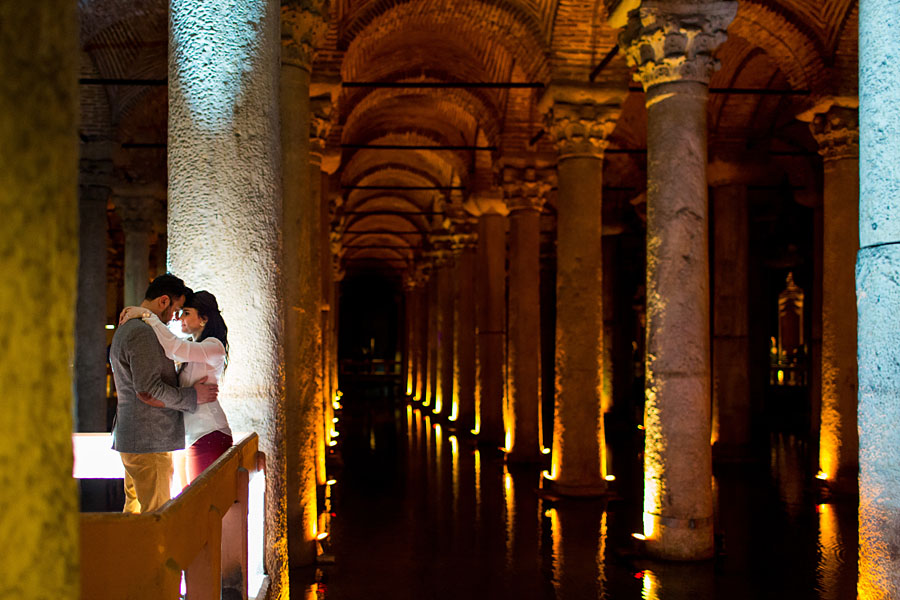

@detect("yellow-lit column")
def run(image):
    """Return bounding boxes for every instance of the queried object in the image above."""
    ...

[622,1,736,558]
[451,229,478,430]
[414,262,431,402]
[76,142,114,432]
[502,164,550,462]
[403,273,418,398]
[277,3,328,572]
[539,84,623,495]
[424,255,440,410]
[436,243,456,417]
[799,100,859,495]
[310,93,337,487]
[0,2,78,595]
[470,193,508,448]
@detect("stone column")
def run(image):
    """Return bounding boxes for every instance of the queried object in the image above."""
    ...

[1,3,79,595]
[437,246,456,418]
[469,193,508,447]
[116,189,157,306]
[799,101,860,496]
[711,183,750,460]
[414,262,431,402]
[310,94,336,488]
[452,231,478,431]
[168,0,294,587]
[859,0,900,590]
[425,253,441,411]
[538,84,623,494]
[502,165,549,462]
[276,2,328,572]
[403,274,418,398]
[330,234,345,404]
[76,142,113,432]
[621,1,737,559]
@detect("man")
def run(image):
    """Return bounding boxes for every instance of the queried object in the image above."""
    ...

[109,273,218,513]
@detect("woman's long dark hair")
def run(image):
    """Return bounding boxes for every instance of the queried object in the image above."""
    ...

[185,290,229,369]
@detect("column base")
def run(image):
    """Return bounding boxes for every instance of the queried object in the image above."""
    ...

[541,477,609,497]
[640,513,715,561]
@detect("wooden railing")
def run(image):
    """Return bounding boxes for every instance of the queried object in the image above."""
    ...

[79,433,264,600]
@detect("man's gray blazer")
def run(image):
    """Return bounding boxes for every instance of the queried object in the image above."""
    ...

[110,318,198,453]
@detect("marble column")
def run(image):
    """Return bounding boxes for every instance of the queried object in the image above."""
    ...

[0,2,79,594]
[859,0,900,590]
[452,231,478,431]
[538,84,623,494]
[622,1,736,559]
[470,193,508,447]
[168,0,292,586]
[276,3,327,571]
[502,165,549,462]
[76,142,113,432]
[403,274,418,398]
[414,262,431,402]
[800,101,860,496]
[437,246,456,417]
[711,183,751,460]
[425,257,440,410]
[310,94,336,488]
[116,190,157,306]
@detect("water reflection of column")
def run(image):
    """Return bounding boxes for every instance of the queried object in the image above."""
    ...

[506,468,542,596]
[817,502,857,600]
[549,502,605,599]
[621,1,736,559]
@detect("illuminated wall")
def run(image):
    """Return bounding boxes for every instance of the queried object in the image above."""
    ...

[0,2,79,595]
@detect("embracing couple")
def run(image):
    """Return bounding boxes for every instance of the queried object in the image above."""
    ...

[109,273,233,513]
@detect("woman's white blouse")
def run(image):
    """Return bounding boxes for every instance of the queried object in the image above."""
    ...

[143,313,232,447]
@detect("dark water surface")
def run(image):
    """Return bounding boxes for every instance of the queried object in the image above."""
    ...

[318,395,857,600]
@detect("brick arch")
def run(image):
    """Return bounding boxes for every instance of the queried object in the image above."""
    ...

[343,164,449,190]
[344,191,437,218]
[341,132,469,190]
[341,0,550,87]
[729,0,829,94]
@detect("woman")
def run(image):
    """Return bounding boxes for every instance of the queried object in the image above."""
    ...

[121,290,233,482]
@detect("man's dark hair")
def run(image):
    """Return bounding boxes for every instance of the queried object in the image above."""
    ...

[144,273,192,303]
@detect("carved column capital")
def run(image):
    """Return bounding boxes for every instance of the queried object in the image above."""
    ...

[281,1,328,70]
[538,83,625,159]
[501,165,553,213]
[799,100,859,162]
[620,1,737,91]
[310,95,335,160]
[450,232,478,256]
[115,187,162,234]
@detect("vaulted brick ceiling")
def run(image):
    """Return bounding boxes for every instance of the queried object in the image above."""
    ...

[78,0,859,274]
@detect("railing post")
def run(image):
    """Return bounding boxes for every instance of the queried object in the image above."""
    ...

[186,508,223,600]
[222,467,250,599]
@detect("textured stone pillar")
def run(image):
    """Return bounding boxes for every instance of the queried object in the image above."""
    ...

[800,101,860,496]
[539,84,623,494]
[309,95,335,488]
[858,5,899,590]
[414,263,431,402]
[277,2,327,572]
[168,0,291,585]
[452,232,478,431]
[0,3,78,595]
[403,274,418,397]
[76,143,113,432]
[437,247,455,417]
[711,183,750,460]
[622,0,736,559]
[425,258,440,410]
[116,190,156,306]
[471,194,508,447]
[502,165,549,462]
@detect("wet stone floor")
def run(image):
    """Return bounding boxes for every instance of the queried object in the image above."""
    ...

[314,394,857,600]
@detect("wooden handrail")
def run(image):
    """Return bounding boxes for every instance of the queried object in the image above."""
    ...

[80,433,263,600]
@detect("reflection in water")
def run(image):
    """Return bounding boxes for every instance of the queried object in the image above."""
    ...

[325,396,857,600]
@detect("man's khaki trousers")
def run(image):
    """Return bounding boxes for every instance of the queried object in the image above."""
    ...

[120,451,173,513]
